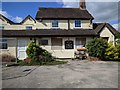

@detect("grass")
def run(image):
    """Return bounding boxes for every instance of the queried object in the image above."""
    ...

[17,60,68,66]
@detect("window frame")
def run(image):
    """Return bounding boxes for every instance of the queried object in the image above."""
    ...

[51,38,62,50]
[75,38,86,48]
[26,26,32,30]
[0,39,8,49]
[52,20,59,28]
[39,39,49,46]
[74,20,81,28]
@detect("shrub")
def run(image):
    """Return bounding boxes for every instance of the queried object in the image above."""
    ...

[26,41,55,64]
[105,43,120,60]
[0,54,16,62]
[26,41,44,61]
[86,38,108,60]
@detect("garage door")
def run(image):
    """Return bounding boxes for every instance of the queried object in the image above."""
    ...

[17,39,28,60]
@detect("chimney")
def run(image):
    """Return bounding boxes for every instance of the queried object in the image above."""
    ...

[80,0,86,10]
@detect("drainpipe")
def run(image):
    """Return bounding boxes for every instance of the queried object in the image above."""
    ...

[68,19,70,30]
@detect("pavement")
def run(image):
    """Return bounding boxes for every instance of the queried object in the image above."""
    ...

[2,60,119,88]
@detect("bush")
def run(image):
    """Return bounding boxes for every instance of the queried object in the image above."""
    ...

[26,41,55,64]
[105,43,120,60]
[26,41,44,61]
[86,38,108,60]
[18,60,67,66]
[0,54,16,62]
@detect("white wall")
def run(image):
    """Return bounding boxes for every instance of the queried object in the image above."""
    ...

[100,27,115,44]
[1,18,93,30]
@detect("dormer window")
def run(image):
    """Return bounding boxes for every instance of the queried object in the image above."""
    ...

[52,20,58,28]
[75,20,81,28]
[26,26,32,30]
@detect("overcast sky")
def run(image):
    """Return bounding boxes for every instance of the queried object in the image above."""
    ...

[0,0,120,31]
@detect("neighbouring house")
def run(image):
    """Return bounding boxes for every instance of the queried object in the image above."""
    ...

[0,0,118,60]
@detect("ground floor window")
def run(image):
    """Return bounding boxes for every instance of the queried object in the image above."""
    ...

[0,39,8,49]
[75,38,86,48]
[102,37,109,42]
[65,40,74,49]
[39,39,48,45]
[51,38,62,50]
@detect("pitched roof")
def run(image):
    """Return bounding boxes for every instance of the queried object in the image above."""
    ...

[20,15,36,24]
[2,29,97,37]
[0,14,15,24]
[93,23,117,36]
[35,8,94,20]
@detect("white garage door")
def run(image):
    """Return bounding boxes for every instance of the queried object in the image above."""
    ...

[17,39,28,60]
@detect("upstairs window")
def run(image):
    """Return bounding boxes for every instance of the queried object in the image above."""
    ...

[0,39,8,49]
[75,20,81,27]
[26,26,32,30]
[0,26,4,30]
[52,20,58,28]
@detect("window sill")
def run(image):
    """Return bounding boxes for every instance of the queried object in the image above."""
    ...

[0,49,9,51]
[51,27,60,29]
[74,27,82,29]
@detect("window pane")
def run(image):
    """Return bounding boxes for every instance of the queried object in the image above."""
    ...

[75,20,81,27]
[0,39,8,49]
[26,26,32,30]
[65,40,74,49]
[2,43,8,49]
[39,39,48,45]
[52,20,58,27]
[76,38,86,48]
[51,38,62,50]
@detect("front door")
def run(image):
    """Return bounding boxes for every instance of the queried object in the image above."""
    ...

[17,39,28,60]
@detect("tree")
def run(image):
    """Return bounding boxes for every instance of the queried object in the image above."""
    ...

[105,42,120,60]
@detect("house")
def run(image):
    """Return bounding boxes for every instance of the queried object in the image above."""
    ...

[0,0,118,60]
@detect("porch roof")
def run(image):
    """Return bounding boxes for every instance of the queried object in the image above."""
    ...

[1,29,98,37]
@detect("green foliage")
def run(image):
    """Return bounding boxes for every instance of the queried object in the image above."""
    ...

[116,31,120,38]
[26,41,55,65]
[116,39,120,44]
[116,44,120,60]
[26,41,44,60]
[105,43,120,60]
[86,38,108,60]
[18,60,67,66]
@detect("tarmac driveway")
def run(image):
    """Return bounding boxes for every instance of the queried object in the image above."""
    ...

[2,60,118,88]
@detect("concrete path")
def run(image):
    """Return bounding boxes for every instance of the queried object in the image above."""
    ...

[2,60,118,88]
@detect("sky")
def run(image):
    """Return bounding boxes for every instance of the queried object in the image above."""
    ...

[0,0,120,31]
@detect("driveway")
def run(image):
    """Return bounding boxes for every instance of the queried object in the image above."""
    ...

[2,60,118,88]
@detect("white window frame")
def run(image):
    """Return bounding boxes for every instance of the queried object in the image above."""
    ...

[26,26,32,30]
[51,20,59,28]
[74,20,81,28]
